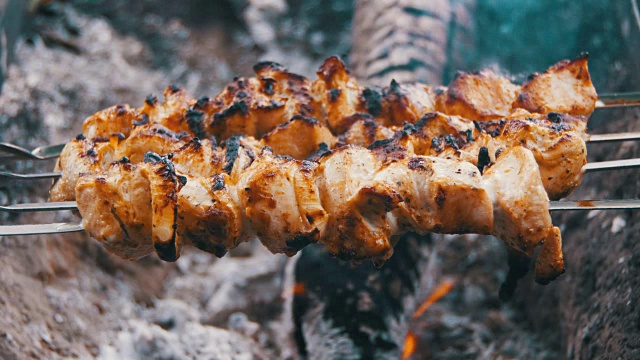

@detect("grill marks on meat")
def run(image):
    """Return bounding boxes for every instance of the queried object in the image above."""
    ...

[209,63,320,140]
[59,55,593,202]
[75,139,564,282]
[78,54,596,147]
[52,108,588,203]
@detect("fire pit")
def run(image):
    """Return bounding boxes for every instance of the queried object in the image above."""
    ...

[0,1,638,359]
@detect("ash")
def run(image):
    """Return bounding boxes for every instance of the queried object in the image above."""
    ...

[1,1,639,359]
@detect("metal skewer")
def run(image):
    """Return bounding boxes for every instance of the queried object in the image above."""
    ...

[0,171,62,180]
[0,143,65,163]
[582,158,640,172]
[549,199,640,211]
[595,92,640,109]
[1,198,638,236]
[0,201,78,212]
[587,132,640,143]
[2,155,639,180]
[0,223,85,236]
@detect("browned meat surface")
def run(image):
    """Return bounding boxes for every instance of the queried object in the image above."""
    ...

[207,62,321,140]
[50,137,117,201]
[51,108,588,202]
[76,55,596,146]
[341,116,396,148]
[261,115,337,160]
[514,54,598,116]
[75,160,153,260]
[52,55,598,288]
[435,70,521,121]
[75,141,563,282]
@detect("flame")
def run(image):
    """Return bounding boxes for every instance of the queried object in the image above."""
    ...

[412,278,456,319]
[292,282,306,296]
[402,331,417,360]
[402,279,456,358]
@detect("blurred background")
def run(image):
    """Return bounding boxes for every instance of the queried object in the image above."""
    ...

[0,0,638,359]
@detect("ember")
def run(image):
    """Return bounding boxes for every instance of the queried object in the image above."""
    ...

[292,282,305,296]
[402,331,417,360]
[412,278,456,319]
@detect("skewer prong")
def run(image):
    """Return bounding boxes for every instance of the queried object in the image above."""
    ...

[0,171,62,180]
[587,132,640,143]
[595,92,640,108]
[0,223,84,236]
[0,201,78,212]
[582,158,640,172]
[2,198,640,236]
[0,143,66,163]
[549,199,640,211]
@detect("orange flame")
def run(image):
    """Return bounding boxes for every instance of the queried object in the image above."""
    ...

[402,279,456,359]
[412,279,456,320]
[292,282,306,296]
[402,331,417,360]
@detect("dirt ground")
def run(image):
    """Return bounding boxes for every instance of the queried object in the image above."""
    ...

[0,1,638,359]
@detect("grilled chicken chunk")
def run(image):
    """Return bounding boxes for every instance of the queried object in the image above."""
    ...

[82,104,139,140]
[204,62,321,140]
[237,150,328,255]
[500,113,587,199]
[114,123,191,164]
[311,56,368,133]
[261,115,337,160]
[535,227,565,284]
[341,116,396,148]
[375,151,494,237]
[482,146,552,254]
[514,54,598,116]
[435,70,521,121]
[315,146,401,260]
[50,136,117,202]
[75,160,153,260]
[177,173,243,257]
[82,87,193,141]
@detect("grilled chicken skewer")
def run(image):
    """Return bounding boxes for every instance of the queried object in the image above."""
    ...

[73,141,564,284]
[6,53,633,170]
[79,54,597,145]
[44,53,596,204]
[0,54,635,289]
[49,106,588,203]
